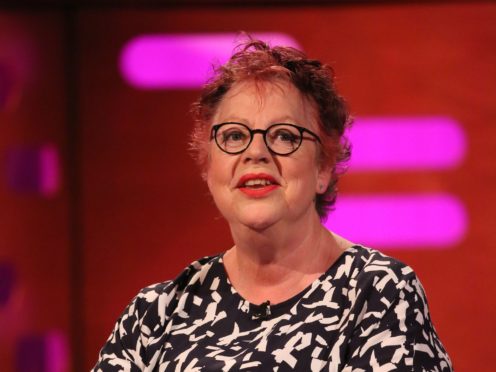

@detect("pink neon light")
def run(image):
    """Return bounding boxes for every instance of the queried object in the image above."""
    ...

[120,33,301,89]
[348,117,466,171]
[46,331,69,372]
[325,194,467,248]
[40,145,60,197]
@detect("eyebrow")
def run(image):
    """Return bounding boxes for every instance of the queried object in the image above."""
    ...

[215,116,301,126]
[211,116,247,127]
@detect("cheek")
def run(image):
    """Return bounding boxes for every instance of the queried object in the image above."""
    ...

[282,158,320,193]
[204,150,217,190]
[205,150,233,189]
[288,149,320,179]
[206,160,220,193]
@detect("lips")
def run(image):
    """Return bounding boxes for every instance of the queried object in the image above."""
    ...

[236,173,279,197]
[237,173,278,188]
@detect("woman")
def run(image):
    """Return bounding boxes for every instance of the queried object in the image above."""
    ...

[94,40,452,371]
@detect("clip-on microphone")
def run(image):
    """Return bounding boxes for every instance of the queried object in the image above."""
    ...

[252,300,271,320]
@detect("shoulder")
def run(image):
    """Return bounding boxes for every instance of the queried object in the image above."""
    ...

[343,245,412,273]
[338,245,417,293]
[337,246,452,369]
[117,254,222,334]
[335,246,428,336]
[132,254,221,314]
[93,255,222,369]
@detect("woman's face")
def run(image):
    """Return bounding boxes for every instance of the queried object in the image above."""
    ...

[206,80,331,231]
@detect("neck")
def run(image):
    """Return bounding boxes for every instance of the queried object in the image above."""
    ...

[223,213,349,304]
[229,211,323,264]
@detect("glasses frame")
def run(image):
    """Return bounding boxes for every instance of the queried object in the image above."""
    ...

[210,122,322,156]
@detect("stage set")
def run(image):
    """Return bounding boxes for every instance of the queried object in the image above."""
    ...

[0,0,495,370]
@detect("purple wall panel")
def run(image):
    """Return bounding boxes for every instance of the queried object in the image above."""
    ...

[326,194,467,248]
[15,332,68,372]
[5,145,60,197]
[119,33,300,89]
[349,117,466,171]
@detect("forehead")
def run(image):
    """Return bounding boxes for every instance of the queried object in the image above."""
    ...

[212,80,318,128]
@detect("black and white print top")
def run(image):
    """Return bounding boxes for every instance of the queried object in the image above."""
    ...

[94,245,452,371]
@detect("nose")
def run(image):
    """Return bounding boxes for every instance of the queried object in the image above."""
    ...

[242,131,271,163]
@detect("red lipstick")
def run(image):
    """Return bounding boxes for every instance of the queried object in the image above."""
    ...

[236,173,279,198]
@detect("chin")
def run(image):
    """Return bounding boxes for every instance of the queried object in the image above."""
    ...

[234,207,282,231]
[241,218,277,231]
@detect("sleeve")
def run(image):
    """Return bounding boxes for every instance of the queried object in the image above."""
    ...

[342,266,453,371]
[92,282,173,371]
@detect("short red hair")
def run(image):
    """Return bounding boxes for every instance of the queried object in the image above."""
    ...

[190,39,352,220]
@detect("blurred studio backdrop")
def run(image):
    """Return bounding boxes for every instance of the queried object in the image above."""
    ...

[1,0,495,371]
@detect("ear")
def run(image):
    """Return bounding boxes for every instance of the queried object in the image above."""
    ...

[315,165,332,194]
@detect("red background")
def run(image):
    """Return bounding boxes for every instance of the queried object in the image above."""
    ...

[1,3,495,371]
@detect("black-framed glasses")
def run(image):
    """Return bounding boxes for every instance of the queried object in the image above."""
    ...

[210,122,322,156]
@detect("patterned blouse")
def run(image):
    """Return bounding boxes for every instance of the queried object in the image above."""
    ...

[93,245,453,371]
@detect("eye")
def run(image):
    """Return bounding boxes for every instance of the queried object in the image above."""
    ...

[221,128,248,144]
[271,128,299,143]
